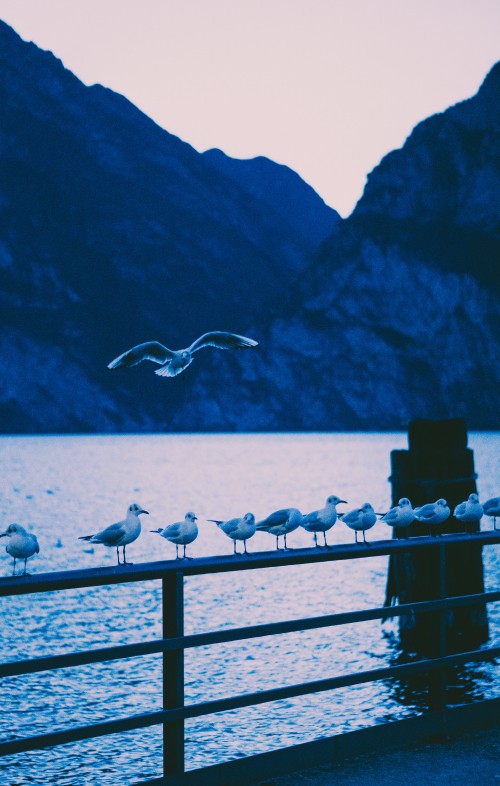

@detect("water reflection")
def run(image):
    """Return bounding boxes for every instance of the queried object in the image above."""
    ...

[381,627,498,711]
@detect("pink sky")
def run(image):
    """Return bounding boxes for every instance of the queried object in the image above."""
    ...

[0,0,498,216]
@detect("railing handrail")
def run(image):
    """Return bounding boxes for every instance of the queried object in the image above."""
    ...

[1,530,499,597]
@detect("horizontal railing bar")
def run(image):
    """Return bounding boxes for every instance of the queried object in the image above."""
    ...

[0,531,499,597]
[1,645,498,756]
[182,646,500,721]
[1,591,498,678]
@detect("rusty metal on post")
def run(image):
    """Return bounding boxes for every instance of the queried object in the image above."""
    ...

[162,571,184,776]
[387,419,488,656]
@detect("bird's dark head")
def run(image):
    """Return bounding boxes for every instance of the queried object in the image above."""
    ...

[129,503,149,515]
[327,495,347,506]
[1,523,21,537]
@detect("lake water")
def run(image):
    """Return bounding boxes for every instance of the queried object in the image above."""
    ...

[0,432,498,785]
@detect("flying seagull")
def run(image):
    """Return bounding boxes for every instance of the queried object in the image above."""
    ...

[107,331,258,378]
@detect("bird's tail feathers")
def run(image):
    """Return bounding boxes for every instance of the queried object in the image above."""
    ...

[154,365,181,377]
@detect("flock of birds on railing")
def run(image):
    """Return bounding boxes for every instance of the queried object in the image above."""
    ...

[1,493,499,576]
[4,332,498,577]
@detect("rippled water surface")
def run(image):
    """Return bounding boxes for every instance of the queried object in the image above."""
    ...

[0,432,498,785]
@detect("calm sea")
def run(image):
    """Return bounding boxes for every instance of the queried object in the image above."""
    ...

[0,432,498,785]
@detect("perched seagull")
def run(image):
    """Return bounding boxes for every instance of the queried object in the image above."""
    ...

[453,493,483,534]
[107,331,258,378]
[301,495,347,548]
[414,499,450,535]
[255,508,303,550]
[0,524,39,575]
[380,498,415,537]
[208,513,256,555]
[151,512,198,559]
[340,503,377,545]
[483,497,500,530]
[79,503,148,565]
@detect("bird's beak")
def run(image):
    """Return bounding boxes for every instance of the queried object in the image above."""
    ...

[150,529,162,534]
[141,510,149,515]
[0,533,6,538]
[339,500,347,504]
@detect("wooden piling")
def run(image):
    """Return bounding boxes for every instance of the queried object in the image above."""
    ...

[386,419,488,656]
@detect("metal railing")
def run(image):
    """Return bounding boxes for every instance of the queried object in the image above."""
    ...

[0,531,499,785]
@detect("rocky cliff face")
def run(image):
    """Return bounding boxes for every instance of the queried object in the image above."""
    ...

[0,19,498,432]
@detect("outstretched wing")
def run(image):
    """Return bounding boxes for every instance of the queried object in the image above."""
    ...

[188,332,258,354]
[108,342,174,369]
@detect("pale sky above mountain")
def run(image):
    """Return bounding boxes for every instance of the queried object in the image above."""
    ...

[0,0,498,216]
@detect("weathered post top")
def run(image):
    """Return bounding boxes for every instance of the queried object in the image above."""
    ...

[390,418,477,518]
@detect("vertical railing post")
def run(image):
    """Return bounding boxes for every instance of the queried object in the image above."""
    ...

[429,543,447,711]
[162,571,184,777]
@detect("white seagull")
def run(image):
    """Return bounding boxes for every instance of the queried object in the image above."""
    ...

[107,331,258,378]
[0,524,40,575]
[483,497,500,530]
[208,512,256,555]
[79,503,148,565]
[301,495,347,548]
[414,498,450,535]
[151,512,198,559]
[453,493,483,533]
[255,508,303,550]
[380,498,415,536]
[341,503,377,545]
